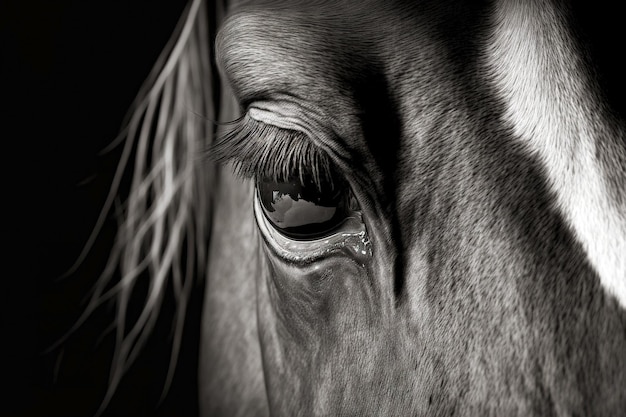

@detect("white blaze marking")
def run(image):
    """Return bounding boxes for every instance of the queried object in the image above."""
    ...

[486,1,626,308]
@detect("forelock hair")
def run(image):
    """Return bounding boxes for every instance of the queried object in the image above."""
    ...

[67,0,227,411]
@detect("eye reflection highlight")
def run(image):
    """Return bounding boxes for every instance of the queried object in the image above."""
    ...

[257,175,354,240]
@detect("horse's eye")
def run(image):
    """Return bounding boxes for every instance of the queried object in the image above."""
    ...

[257,174,358,240]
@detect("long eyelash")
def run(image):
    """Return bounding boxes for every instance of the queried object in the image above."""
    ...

[208,114,334,188]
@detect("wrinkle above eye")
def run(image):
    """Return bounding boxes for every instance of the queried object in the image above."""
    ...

[247,102,343,157]
[247,105,322,157]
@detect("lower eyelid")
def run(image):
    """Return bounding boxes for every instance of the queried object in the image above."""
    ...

[253,191,372,262]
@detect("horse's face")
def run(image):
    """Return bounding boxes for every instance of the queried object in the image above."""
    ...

[203,0,626,415]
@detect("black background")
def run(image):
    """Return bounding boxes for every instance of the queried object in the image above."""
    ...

[3,1,203,416]
[2,1,625,416]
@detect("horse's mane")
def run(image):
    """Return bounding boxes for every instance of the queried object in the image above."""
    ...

[65,0,227,410]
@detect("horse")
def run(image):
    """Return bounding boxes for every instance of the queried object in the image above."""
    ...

[81,0,626,415]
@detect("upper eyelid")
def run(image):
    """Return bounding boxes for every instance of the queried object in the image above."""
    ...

[210,113,304,163]
[207,113,335,187]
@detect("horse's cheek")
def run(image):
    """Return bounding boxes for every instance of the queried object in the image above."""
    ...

[256,248,379,413]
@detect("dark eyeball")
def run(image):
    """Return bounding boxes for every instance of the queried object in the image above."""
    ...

[257,172,357,240]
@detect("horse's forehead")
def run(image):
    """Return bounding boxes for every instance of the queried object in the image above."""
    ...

[218,2,391,100]
[217,1,466,159]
